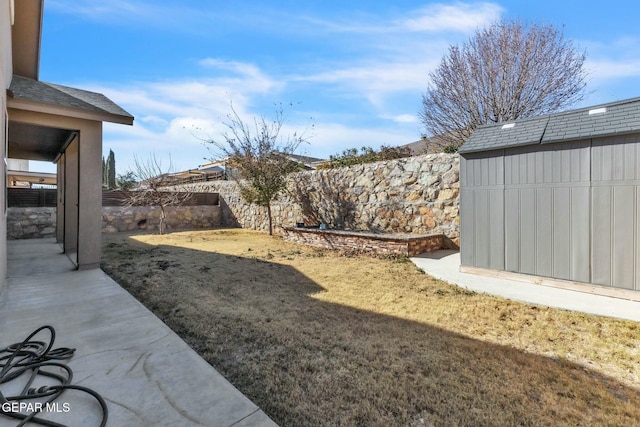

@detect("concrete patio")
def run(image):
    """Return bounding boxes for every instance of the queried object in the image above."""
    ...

[412,250,640,322]
[0,239,278,427]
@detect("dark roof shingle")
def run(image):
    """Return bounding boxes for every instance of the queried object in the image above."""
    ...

[459,96,640,154]
[9,75,133,123]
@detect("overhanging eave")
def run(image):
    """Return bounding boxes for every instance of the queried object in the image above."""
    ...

[7,97,134,126]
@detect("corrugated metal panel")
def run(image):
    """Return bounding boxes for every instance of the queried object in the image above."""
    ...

[459,156,469,187]
[571,187,591,283]
[592,137,631,181]
[461,189,504,270]
[459,188,475,267]
[535,188,553,277]
[519,188,536,275]
[504,189,520,272]
[459,154,505,270]
[591,186,612,286]
[612,186,635,289]
[502,143,591,280]
[488,189,505,270]
[552,187,571,280]
[474,190,490,268]
[624,142,636,179]
[504,143,589,185]
[636,187,640,290]
[591,184,637,288]
[462,114,640,293]
[591,136,640,289]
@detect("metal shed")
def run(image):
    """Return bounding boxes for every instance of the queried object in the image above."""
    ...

[459,97,640,293]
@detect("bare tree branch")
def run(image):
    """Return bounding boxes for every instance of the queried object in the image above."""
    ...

[420,20,587,150]
[205,103,313,235]
[124,154,192,234]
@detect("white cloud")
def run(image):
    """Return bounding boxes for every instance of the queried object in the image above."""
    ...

[197,59,284,94]
[298,61,435,96]
[401,2,503,33]
[301,2,502,34]
[47,0,216,29]
[582,37,640,83]
[82,59,283,173]
[49,0,159,23]
[285,3,502,111]
[587,59,640,81]
[62,3,506,173]
[381,114,420,124]
[86,58,281,121]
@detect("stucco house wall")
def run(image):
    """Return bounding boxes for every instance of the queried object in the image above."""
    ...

[0,0,14,289]
[2,0,132,273]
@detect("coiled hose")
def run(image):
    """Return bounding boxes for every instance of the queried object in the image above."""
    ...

[0,325,107,426]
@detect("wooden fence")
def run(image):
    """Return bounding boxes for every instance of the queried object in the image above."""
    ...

[8,188,219,208]
[8,188,57,207]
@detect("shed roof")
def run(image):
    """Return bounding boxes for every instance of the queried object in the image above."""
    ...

[459,96,640,154]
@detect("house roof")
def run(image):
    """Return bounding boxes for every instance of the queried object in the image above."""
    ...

[202,153,326,170]
[8,170,57,186]
[459,96,640,154]
[401,135,452,154]
[8,75,134,125]
[285,153,325,168]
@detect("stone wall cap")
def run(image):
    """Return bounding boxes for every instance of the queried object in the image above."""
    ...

[282,226,444,242]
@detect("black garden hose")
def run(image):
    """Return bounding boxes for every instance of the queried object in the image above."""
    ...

[0,325,108,427]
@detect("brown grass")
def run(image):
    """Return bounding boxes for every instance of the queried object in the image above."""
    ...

[101,229,640,427]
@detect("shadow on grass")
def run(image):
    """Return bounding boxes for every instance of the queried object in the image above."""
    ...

[102,234,640,427]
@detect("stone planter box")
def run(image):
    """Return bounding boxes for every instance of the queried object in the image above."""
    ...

[281,226,445,257]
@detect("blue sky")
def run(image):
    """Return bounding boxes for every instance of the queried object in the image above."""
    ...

[34,0,640,174]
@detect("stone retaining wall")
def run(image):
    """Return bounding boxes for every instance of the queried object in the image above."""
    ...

[282,227,445,257]
[10,154,460,242]
[7,205,221,239]
[173,153,460,244]
[7,208,57,239]
[103,205,221,233]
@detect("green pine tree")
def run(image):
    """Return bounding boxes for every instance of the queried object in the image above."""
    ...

[106,150,116,189]
[102,156,107,188]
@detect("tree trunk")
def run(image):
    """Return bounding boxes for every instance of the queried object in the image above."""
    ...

[266,202,273,235]
[159,205,166,235]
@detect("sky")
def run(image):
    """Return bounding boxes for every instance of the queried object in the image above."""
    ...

[31,0,640,174]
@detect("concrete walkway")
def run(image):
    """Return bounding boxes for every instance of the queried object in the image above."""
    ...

[411,250,640,322]
[0,239,278,427]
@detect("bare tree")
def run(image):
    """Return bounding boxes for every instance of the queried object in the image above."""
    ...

[206,104,312,235]
[125,155,192,234]
[420,20,587,150]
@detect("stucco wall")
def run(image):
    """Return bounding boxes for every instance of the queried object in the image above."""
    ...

[1,0,12,289]
[175,153,460,243]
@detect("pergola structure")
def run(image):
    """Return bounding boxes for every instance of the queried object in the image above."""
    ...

[3,0,133,271]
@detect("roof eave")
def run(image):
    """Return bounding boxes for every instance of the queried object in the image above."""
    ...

[12,0,44,80]
[7,96,134,126]
[542,128,640,145]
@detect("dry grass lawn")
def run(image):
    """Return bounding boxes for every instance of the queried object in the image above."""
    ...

[101,229,640,427]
